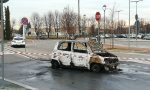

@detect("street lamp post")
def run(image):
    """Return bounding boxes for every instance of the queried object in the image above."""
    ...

[78,0,81,36]
[128,0,131,48]
[116,10,122,34]
[131,0,143,47]
[83,14,86,39]
[102,5,106,44]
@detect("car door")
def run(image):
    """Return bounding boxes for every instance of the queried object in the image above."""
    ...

[58,41,72,66]
[72,42,90,68]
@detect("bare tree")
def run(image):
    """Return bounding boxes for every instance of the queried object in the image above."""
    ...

[11,19,16,30]
[119,20,126,34]
[47,12,54,38]
[10,19,16,36]
[43,15,48,38]
[30,12,43,38]
[43,12,54,38]
[54,10,60,38]
[86,17,95,36]
[61,6,78,36]
[108,3,116,48]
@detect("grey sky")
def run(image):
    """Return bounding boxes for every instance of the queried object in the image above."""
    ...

[4,0,149,26]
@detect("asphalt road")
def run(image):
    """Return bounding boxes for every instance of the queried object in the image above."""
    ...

[0,54,150,90]
[0,39,150,90]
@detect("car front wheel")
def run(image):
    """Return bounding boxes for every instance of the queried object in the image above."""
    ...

[51,60,59,69]
[90,64,101,72]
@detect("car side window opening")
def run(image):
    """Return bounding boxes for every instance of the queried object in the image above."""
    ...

[58,42,71,51]
[73,42,87,53]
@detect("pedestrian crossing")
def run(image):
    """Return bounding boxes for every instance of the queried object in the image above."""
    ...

[1,50,150,64]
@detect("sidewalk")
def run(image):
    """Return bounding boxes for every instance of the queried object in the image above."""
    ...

[104,44,150,53]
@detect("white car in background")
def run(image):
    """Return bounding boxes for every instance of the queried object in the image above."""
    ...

[11,36,25,47]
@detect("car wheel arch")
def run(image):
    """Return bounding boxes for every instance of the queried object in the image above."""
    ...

[51,59,60,69]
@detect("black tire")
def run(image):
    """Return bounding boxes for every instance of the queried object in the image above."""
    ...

[51,61,59,69]
[90,64,101,72]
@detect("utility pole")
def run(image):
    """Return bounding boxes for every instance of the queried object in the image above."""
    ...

[102,5,106,44]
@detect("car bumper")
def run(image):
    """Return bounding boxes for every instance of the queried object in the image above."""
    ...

[11,43,25,46]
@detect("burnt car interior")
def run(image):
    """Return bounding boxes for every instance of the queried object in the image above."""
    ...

[58,42,71,51]
[73,42,88,53]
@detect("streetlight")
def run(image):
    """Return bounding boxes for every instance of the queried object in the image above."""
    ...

[78,0,81,36]
[116,10,122,34]
[83,14,86,38]
[102,5,106,44]
[131,0,143,47]
[128,0,131,48]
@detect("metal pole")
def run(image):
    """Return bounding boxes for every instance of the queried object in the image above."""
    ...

[128,0,131,48]
[117,11,119,34]
[104,10,105,44]
[98,21,100,44]
[135,2,138,47]
[102,5,106,44]
[78,0,81,36]
[1,0,4,81]
[23,25,27,52]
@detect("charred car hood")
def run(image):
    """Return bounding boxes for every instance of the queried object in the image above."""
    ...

[95,52,117,57]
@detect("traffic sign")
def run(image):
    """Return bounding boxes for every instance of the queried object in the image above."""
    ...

[95,12,101,21]
[21,17,28,25]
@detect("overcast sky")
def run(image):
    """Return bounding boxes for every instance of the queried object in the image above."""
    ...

[4,0,149,26]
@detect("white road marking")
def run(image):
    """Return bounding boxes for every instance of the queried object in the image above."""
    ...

[0,77,38,90]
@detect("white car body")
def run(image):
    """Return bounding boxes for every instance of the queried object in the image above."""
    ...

[11,37,25,47]
[50,40,119,72]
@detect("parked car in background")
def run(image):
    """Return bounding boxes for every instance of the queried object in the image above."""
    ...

[11,36,25,47]
[137,34,144,39]
[143,35,150,40]
[50,40,119,72]
[116,34,127,38]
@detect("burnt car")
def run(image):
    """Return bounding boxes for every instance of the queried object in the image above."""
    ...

[50,40,119,72]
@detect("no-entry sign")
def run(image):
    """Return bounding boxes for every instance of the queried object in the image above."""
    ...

[21,17,28,25]
[95,12,101,22]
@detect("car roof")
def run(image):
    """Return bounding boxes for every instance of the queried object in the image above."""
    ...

[59,40,88,43]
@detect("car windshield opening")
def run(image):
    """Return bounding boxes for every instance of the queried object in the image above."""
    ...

[14,38,23,40]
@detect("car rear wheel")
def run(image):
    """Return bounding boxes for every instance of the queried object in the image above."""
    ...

[90,64,101,72]
[51,60,59,69]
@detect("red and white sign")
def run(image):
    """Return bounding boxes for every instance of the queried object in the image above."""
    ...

[95,12,101,22]
[21,17,28,25]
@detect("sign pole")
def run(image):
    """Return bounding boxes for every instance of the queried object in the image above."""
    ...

[1,0,4,81]
[95,12,101,44]
[98,21,100,44]
[21,17,28,52]
[23,25,27,52]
